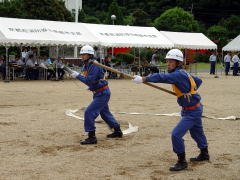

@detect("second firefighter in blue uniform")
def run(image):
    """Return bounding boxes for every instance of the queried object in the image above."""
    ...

[71,45,123,145]
[133,49,209,171]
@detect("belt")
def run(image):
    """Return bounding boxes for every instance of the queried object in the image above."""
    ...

[92,85,109,94]
[182,103,201,110]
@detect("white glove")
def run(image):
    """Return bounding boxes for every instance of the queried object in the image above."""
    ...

[71,71,79,78]
[132,75,143,84]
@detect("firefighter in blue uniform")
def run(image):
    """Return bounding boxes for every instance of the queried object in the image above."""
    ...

[132,49,209,171]
[71,45,123,145]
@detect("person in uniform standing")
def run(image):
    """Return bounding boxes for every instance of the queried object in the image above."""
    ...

[232,52,239,76]
[70,45,123,145]
[26,55,39,80]
[224,52,231,75]
[54,57,65,80]
[209,51,217,75]
[132,49,209,171]
[21,47,28,63]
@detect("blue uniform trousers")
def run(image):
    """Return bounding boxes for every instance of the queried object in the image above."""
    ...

[84,89,120,132]
[225,62,230,74]
[210,61,216,74]
[233,62,239,76]
[171,105,208,155]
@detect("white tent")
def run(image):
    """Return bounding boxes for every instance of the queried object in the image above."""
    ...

[0,17,174,49]
[40,21,99,46]
[0,17,57,46]
[160,31,217,50]
[222,35,240,52]
[0,17,99,46]
[82,23,174,49]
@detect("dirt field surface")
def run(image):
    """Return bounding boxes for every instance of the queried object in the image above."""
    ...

[0,73,240,180]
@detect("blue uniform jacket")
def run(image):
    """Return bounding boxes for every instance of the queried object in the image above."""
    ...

[146,67,202,107]
[76,59,108,91]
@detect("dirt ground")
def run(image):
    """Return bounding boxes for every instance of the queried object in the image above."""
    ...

[0,73,240,180]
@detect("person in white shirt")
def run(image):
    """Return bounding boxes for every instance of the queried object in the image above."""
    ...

[232,52,239,76]
[53,57,65,80]
[26,55,39,80]
[151,51,158,66]
[224,52,231,75]
[44,56,55,80]
[209,52,217,75]
[150,51,159,73]
[21,48,28,63]
[17,58,25,66]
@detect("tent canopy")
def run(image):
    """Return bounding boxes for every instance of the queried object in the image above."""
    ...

[82,23,174,48]
[160,31,217,50]
[222,35,240,52]
[0,17,173,49]
[1,17,219,50]
[0,17,99,46]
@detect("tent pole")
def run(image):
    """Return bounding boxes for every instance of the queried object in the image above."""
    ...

[55,45,59,80]
[62,46,64,58]
[221,50,224,75]
[195,49,197,75]
[215,49,218,76]
[4,46,10,83]
[184,49,187,71]
[184,49,187,65]
[138,48,141,75]
[134,48,135,61]
[20,44,23,55]
[111,44,114,58]
[37,46,40,64]
[99,46,103,64]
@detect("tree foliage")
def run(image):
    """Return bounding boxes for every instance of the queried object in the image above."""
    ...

[0,0,73,21]
[105,0,124,25]
[219,15,240,39]
[207,25,228,48]
[0,0,239,47]
[132,9,151,26]
[154,7,200,32]
[83,16,101,24]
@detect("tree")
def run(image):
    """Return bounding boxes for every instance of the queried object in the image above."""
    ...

[105,0,124,25]
[206,25,228,49]
[0,0,26,18]
[123,14,135,25]
[219,15,240,39]
[132,9,151,26]
[83,16,101,24]
[0,0,73,21]
[176,0,240,27]
[154,7,200,32]
[78,9,87,22]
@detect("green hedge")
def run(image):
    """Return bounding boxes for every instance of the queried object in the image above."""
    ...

[194,53,210,63]
[113,53,135,64]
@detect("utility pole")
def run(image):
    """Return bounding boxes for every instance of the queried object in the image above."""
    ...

[190,3,194,15]
[74,0,82,58]
[111,15,116,58]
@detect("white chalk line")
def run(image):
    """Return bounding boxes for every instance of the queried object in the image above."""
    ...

[65,109,138,135]
[115,112,239,121]
[66,109,239,122]
[65,109,239,135]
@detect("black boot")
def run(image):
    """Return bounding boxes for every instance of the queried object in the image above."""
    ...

[80,131,97,145]
[169,153,188,171]
[107,126,123,138]
[190,147,210,162]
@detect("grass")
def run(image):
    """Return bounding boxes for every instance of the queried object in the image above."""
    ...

[159,62,224,71]
[190,62,224,71]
